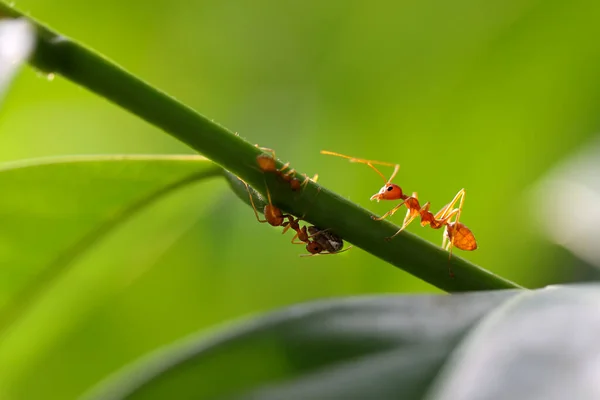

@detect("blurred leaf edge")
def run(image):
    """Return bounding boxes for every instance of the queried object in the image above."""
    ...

[0,154,223,335]
[80,289,523,400]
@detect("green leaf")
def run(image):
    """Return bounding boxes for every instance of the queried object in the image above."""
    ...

[427,284,600,400]
[84,285,600,400]
[0,155,222,333]
[82,290,519,400]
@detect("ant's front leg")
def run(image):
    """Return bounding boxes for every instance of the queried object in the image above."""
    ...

[371,200,406,221]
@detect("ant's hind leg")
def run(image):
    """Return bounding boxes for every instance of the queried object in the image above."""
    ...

[442,225,450,250]
[434,189,466,221]
[440,227,456,277]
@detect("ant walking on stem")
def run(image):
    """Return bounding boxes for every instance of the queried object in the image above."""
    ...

[321,150,477,272]
[255,146,318,191]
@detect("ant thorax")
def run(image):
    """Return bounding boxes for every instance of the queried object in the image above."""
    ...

[308,226,344,253]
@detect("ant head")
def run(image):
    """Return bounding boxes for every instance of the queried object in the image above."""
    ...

[256,154,277,172]
[370,183,404,202]
[306,241,323,254]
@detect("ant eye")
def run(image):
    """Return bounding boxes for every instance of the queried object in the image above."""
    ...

[387,186,394,192]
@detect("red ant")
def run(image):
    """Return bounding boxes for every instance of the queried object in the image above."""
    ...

[303,226,351,256]
[321,150,477,269]
[285,219,351,256]
[255,146,318,191]
[241,179,349,256]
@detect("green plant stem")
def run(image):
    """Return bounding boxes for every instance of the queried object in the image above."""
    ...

[0,3,524,292]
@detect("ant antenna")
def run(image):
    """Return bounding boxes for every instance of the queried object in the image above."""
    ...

[320,150,399,183]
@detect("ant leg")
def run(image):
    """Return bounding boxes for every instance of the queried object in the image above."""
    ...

[300,173,319,189]
[444,233,455,277]
[279,162,291,174]
[307,228,331,238]
[453,189,466,225]
[434,189,466,221]
[281,215,297,235]
[336,245,353,254]
[371,200,406,221]
[291,231,305,244]
[433,208,459,228]
[401,193,420,227]
[300,245,354,257]
[386,194,422,240]
[440,225,457,277]
[255,145,276,159]
[283,168,297,178]
[242,179,268,223]
[442,225,449,250]
[433,190,466,265]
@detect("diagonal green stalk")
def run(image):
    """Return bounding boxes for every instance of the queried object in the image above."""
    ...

[0,3,524,292]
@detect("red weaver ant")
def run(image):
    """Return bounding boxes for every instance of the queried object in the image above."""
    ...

[321,150,477,269]
[255,146,318,191]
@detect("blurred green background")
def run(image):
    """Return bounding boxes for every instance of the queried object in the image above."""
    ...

[1,0,600,398]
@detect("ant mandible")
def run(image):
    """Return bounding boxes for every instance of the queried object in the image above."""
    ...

[321,150,477,260]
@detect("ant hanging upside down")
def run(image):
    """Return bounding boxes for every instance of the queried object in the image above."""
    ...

[321,150,477,273]
[240,178,351,256]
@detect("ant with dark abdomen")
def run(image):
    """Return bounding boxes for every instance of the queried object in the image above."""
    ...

[240,178,350,256]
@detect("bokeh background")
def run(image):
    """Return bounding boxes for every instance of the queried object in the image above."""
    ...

[1,0,600,398]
